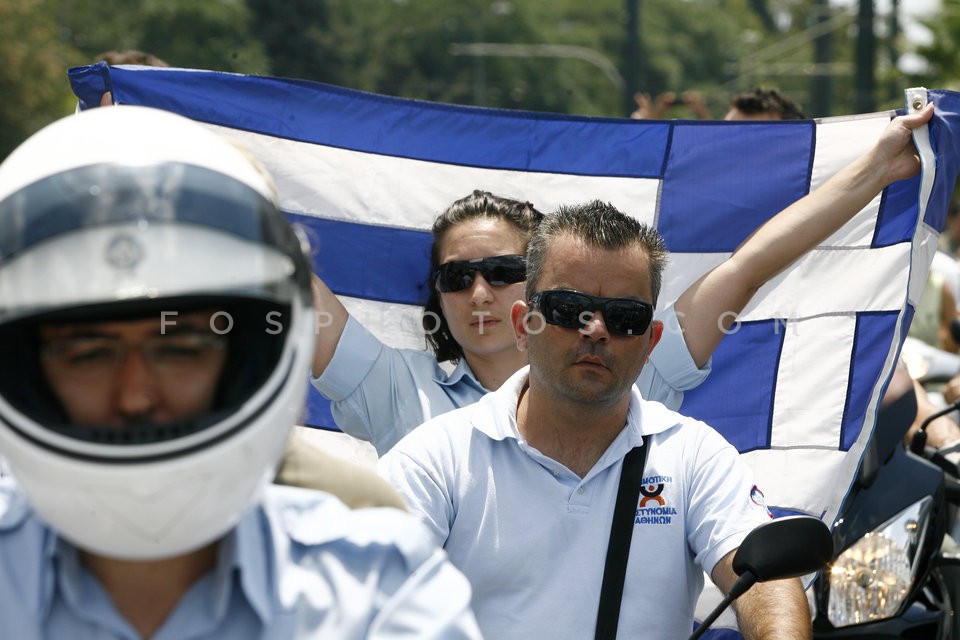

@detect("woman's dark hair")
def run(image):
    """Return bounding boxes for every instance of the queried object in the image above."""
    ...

[423,190,543,363]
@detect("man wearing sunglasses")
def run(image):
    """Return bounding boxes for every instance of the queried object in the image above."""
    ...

[379,201,810,639]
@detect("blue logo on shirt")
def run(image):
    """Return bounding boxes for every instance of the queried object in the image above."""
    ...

[635,475,676,525]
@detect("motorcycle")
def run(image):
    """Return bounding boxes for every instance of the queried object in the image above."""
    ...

[808,366,960,638]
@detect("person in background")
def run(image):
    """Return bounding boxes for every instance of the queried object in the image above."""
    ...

[630,85,804,121]
[311,105,934,456]
[0,105,479,639]
[891,359,960,448]
[380,201,811,639]
[630,90,713,119]
[939,201,960,258]
[93,49,170,107]
[907,269,960,353]
[723,86,806,121]
[95,49,170,67]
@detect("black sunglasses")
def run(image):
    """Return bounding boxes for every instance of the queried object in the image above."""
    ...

[528,290,654,336]
[435,254,527,293]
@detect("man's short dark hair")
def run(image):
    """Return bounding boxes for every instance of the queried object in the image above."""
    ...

[94,50,170,67]
[730,87,805,120]
[526,200,667,305]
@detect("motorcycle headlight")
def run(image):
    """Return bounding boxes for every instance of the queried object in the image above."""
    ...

[827,497,933,626]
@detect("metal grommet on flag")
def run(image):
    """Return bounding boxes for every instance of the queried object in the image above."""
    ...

[907,86,929,111]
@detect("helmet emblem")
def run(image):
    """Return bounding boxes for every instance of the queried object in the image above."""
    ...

[105,233,144,270]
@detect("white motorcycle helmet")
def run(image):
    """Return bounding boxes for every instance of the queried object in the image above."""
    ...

[0,106,315,559]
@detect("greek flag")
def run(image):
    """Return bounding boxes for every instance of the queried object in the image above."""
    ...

[70,63,960,546]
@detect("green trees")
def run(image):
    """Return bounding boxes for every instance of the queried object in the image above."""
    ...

[55,0,268,72]
[239,0,769,118]
[1,0,82,160]
[1,0,269,159]
[1,0,952,161]
[910,0,960,93]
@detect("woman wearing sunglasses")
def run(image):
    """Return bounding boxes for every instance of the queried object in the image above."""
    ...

[311,105,934,456]
[312,191,540,455]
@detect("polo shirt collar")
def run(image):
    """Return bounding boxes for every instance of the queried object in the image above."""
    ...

[470,365,684,444]
[435,357,487,391]
[468,366,528,442]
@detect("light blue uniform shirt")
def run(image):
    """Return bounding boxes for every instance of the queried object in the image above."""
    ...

[0,480,481,639]
[313,303,710,455]
[379,367,769,640]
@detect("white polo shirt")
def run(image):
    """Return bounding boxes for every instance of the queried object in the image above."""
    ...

[379,366,770,640]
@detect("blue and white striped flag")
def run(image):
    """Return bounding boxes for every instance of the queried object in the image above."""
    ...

[69,63,960,536]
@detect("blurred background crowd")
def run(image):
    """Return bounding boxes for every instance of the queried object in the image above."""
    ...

[3,0,960,161]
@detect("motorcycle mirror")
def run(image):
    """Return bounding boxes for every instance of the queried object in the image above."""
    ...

[689,515,833,640]
[732,515,834,580]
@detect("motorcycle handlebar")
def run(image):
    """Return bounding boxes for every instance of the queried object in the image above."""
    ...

[910,399,960,456]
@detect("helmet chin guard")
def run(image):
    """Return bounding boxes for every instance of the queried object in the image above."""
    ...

[0,106,316,559]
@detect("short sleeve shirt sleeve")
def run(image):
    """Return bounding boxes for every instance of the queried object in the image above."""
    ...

[637,302,712,411]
